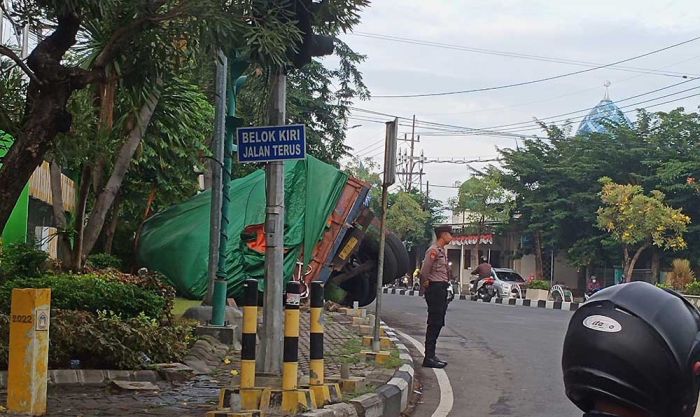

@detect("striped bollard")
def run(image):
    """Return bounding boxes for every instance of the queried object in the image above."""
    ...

[240,279,258,405]
[281,281,316,413]
[216,279,271,415]
[308,281,342,405]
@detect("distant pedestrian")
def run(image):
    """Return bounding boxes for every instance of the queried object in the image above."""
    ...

[562,281,700,417]
[419,224,453,369]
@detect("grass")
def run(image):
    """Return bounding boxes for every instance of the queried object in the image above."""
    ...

[380,348,404,369]
[334,337,364,365]
[172,297,202,318]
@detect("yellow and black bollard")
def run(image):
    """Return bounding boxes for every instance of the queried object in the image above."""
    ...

[281,281,317,413]
[215,279,270,417]
[308,281,342,405]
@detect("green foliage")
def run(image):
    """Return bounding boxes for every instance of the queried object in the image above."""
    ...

[457,168,513,229]
[499,109,700,274]
[666,259,696,291]
[528,280,551,291]
[387,192,430,244]
[684,281,700,296]
[0,310,196,370]
[0,274,168,320]
[597,179,689,251]
[656,282,672,290]
[0,242,48,281]
[87,253,123,270]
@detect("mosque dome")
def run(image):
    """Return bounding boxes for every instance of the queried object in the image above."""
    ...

[576,83,632,135]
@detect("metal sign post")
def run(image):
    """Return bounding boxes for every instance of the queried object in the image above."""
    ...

[234,69,309,376]
[373,119,398,352]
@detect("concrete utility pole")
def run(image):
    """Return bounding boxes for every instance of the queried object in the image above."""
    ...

[407,115,416,192]
[259,68,287,375]
[205,51,228,306]
[373,119,397,352]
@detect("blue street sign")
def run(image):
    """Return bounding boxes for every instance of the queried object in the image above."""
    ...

[237,124,306,163]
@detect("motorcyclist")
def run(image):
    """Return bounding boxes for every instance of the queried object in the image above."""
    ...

[562,281,700,417]
[470,256,493,294]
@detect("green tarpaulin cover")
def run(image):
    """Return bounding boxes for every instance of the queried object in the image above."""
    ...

[137,156,348,300]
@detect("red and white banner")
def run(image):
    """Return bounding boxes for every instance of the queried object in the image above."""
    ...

[450,234,494,246]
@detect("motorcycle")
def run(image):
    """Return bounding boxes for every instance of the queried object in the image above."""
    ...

[446,282,455,304]
[471,276,497,302]
[584,287,602,301]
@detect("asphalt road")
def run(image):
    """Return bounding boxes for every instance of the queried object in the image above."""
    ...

[380,294,580,417]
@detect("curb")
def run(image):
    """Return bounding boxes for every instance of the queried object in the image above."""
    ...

[0,334,230,390]
[300,322,415,417]
[382,287,580,311]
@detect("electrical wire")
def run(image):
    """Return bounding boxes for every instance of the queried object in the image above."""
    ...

[351,32,700,79]
[368,35,700,98]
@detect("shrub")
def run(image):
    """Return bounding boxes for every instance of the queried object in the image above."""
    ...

[527,279,551,291]
[666,259,695,291]
[656,282,672,290]
[0,274,168,320]
[86,253,123,270]
[684,280,700,296]
[0,241,48,281]
[0,310,196,370]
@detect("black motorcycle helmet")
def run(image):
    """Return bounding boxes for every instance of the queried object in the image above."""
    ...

[562,281,700,417]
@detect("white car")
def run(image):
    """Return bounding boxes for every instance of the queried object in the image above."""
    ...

[491,268,527,299]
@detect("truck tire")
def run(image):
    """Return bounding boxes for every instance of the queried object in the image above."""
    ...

[386,233,410,278]
[340,275,369,306]
[358,233,402,285]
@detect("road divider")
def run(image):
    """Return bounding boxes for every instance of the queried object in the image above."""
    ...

[383,287,580,311]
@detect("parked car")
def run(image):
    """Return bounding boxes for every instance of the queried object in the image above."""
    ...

[492,268,527,299]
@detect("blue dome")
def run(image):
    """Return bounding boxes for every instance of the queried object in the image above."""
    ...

[576,98,631,135]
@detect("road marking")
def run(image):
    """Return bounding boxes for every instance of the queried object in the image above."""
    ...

[394,329,454,417]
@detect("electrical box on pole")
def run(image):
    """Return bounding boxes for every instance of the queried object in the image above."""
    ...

[383,118,398,186]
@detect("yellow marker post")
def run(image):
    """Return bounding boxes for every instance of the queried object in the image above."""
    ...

[7,288,51,416]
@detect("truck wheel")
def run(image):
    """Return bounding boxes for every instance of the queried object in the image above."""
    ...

[358,234,401,285]
[340,275,369,306]
[386,232,410,278]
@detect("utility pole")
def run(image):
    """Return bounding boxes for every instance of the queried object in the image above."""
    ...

[407,115,416,192]
[373,119,397,352]
[205,51,227,306]
[259,68,286,375]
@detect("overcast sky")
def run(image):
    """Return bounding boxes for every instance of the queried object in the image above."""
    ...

[335,0,700,207]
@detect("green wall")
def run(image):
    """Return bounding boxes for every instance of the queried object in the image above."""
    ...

[0,131,29,244]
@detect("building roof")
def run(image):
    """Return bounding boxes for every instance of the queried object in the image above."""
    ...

[576,97,632,135]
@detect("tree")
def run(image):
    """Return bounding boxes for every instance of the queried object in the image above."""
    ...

[0,0,367,235]
[386,192,430,245]
[596,178,690,281]
[457,168,513,266]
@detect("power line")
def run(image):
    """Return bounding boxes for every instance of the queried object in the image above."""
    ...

[469,80,700,132]
[413,91,700,137]
[369,35,700,98]
[352,32,700,79]
[416,54,700,117]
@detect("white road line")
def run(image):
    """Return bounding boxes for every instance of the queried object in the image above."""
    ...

[394,329,454,417]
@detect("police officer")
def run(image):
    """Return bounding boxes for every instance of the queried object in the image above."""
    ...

[562,281,700,417]
[419,224,453,369]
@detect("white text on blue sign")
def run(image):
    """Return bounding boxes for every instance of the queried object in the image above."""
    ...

[237,124,306,163]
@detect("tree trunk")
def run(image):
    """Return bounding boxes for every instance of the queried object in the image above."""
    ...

[81,89,161,259]
[651,249,661,284]
[627,244,650,282]
[102,192,122,254]
[534,230,544,280]
[92,76,118,194]
[71,164,93,271]
[49,159,74,266]
[132,184,158,256]
[623,246,631,282]
[0,13,86,231]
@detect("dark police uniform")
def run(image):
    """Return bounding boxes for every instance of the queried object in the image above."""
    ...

[420,242,450,362]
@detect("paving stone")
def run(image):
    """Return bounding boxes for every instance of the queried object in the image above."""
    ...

[111,380,160,391]
[133,370,160,382]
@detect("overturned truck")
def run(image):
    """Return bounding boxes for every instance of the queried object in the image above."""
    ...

[137,156,409,306]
